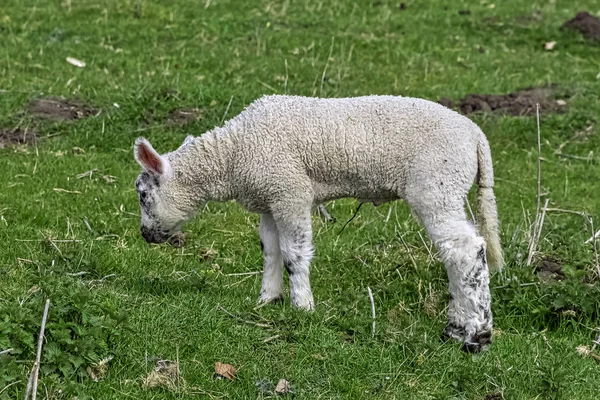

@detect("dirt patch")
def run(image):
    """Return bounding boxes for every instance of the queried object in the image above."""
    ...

[562,12,600,41]
[27,97,97,122]
[165,107,202,126]
[142,359,182,390]
[438,87,567,116]
[535,256,565,281]
[0,127,39,148]
[484,394,504,400]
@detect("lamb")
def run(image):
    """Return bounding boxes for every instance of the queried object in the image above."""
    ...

[133,94,503,352]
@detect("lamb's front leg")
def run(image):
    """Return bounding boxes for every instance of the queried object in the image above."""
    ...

[258,213,284,304]
[273,208,315,311]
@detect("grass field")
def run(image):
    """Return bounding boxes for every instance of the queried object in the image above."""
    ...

[1,0,600,399]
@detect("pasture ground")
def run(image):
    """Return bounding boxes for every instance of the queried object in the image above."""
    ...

[1,1,600,399]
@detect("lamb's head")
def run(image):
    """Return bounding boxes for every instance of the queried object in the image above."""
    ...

[133,137,196,244]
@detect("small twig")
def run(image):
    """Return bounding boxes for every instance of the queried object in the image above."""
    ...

[83,218,95,234]
[527,103,542,266]
[338,202,364,235]
[221,95,233,124]
[546,208,587,217]
[367,286,376,338]
[0,348,13,356]
[263,334,281,343]
[585,229,600,244]
[53,188,83,194]
[25,299,50,400]
[555,152,593,161]
[216,304,272,329]
[76,168,98,179]
[66,271,88,277]
[385,204,393,223]
[493,282,539,290]
[87,274,116,286]
[527,198,549,266]
[224,271,261,277]
[534,199,549,249]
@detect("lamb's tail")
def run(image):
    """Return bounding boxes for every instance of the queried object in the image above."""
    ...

[476,133,504,271]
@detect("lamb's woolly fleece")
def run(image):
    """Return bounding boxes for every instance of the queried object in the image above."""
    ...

[166,95,503,269]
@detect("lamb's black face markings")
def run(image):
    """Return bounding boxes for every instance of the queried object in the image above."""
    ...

[135,172,170,244]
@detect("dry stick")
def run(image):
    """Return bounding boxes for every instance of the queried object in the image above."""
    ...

[527,199,549,266]
[24,299,50,400]
[367,287,376,338]
[527,104,542,266]
[534,199,550,249]
[0,348,13,355]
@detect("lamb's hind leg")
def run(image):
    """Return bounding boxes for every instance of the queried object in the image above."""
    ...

[258,213,284,304]
[419,208,493,352]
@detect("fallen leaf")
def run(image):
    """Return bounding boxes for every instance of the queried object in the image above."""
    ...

[544,41,556,50]
[556,99,567,106]
[66,56,86,68]
[275,379,293,395]
[215,362,236,380]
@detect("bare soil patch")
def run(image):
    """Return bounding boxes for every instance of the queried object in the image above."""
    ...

[166,107,202,126]
[562,12,600,41]
[27,96,98,122]
[535,256,565,282]
[0,127,38,148]
[438,87,567,116]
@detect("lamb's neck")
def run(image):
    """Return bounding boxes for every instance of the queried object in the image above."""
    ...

[179,129,236,203]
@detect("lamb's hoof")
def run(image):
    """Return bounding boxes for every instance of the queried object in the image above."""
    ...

[442,324,492,353]
[257,293,284,306]
[291,295,315,311]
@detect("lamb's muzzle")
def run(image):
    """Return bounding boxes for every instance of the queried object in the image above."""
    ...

[132,94,504,353]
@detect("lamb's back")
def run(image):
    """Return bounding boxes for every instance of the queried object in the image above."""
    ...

[226,95,481,202]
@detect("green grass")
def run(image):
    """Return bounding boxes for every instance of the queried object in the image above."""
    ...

[1,0,600,398]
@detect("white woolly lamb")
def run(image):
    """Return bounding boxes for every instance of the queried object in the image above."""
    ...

[133,95,503,352]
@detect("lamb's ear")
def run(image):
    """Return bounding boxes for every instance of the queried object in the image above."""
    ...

[134,137,170,175]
